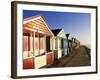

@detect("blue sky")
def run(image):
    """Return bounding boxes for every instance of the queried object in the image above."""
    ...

[23,10,91,47]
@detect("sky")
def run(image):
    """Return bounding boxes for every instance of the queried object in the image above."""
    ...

[23,10,91,47]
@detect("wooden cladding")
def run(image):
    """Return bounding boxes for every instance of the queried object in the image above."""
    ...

[23,57,34,69]
[46,52,54,65]
[23,31,45,57]
[23,35,30,51]
[23,16,53,36]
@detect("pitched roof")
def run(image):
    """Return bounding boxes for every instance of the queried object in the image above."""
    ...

[23,15,53,36]
[52,29,62,36]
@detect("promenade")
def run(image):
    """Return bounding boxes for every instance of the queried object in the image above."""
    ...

[42,46,90,68]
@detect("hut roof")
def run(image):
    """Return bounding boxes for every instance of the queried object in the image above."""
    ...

[23,15,54,36]
[52,29,62,36]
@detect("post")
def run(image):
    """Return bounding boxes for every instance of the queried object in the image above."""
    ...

[29,32,33,57]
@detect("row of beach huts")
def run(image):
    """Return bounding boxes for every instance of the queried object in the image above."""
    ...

[23,15,80,69]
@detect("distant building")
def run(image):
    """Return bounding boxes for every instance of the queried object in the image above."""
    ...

[72,37,80,49]
[23,15,54,69]
[52,29,68,60]
[75,39,80,49]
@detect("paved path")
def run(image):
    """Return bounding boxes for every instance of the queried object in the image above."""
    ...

[42,46,90,68]
[64,46,90,67]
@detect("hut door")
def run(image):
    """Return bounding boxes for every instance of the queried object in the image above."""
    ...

[46,37,50,52]
[61,39,64,49]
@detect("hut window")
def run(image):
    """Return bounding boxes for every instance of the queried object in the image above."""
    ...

[39,34,45,50]
[39,34,45,55]
[34,32,45,56]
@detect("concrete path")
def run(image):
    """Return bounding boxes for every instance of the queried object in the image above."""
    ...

[42,46,91,68]
[64,46,90,67]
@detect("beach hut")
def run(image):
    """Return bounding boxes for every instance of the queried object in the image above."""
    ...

[66,34,72,56]
[68,39,73,55]
[23,15,54,69]
[52,29,67,60]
